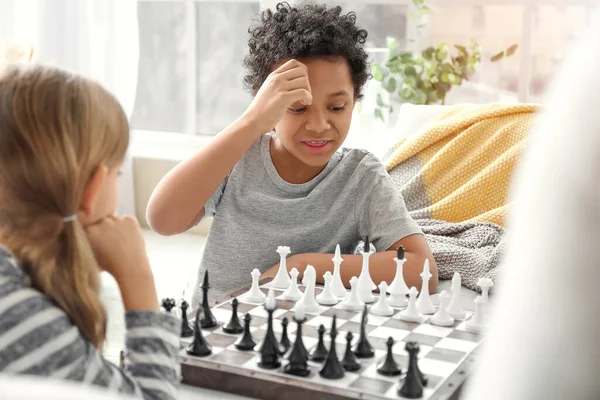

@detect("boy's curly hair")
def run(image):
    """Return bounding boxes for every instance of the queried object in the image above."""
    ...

[243,1,370,100]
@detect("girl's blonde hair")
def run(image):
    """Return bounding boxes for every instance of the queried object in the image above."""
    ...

[0,64,129,349]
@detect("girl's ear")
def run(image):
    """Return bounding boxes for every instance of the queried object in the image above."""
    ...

[78,165,108,217]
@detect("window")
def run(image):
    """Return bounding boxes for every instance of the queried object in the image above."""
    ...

[130,0,411,136]
[130,1,594,137]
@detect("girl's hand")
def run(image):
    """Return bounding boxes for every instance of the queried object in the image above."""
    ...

[242,59,313,135]
[84,215,159,311]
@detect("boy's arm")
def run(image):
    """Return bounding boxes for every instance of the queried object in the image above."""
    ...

[262,234,437,293]
[145,116,261,236]
[146,59,312,236]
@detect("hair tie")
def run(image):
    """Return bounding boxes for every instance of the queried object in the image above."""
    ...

[62,215,77,223]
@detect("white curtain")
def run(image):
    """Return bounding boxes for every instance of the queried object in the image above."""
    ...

[2,0,139,216]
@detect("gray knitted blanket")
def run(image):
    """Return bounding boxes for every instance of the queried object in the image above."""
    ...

[383,155,507,292]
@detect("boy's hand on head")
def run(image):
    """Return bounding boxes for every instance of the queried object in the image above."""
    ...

[242,59,313,135]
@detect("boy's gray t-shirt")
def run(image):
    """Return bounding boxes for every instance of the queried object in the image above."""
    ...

[192,132,422,303]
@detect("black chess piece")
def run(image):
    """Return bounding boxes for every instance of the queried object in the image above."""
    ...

[310,324,328,362]
[119,350,125,369]
[352,305,374,358]
[257,301,281,369]
[319,315,345,379]
[279,317,292,355]
[341,331,361,372]
[222,298,243,334]
[287,312,310,361]
[186,308,212,357]
[180,300,194,338]
[397,246,405,260]
[377,337,401,376]
[283,315,310,377]
[398,342,425,398]
[234,314,256,351]
[364,236,370,253]
[161,298,176,313]
[199,270,217,328]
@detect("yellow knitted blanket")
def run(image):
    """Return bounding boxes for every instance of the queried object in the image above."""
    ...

[384,103,541,227]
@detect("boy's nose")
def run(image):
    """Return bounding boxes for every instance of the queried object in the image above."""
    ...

[305,112,331,133]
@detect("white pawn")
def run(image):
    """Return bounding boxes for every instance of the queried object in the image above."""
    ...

[429,290,454,327]
[293,265,319,313]
[317,271,339,306]
[339,276,364,311]
[268,246,291,289]
[416,259,435,315]
[243,268,267,304]
[477,277,494,304]
[447,272,466,319]
[398,287,424,323]
[388,250,410,308]
[466,296,486,333]
[280,267,302,301]
[370,282,394,317]
[331,244,347,298]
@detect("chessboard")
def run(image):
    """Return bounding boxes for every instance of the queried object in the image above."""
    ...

[178,279,484,400]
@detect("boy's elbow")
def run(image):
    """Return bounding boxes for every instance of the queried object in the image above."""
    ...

[146,198,181,236]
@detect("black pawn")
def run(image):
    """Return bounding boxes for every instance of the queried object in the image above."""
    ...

[257,304,281,369]
[377,337,401,376]
[180,300,193,338]
[186,308,212,357]
[319,315,345,379]
[234,314,256,351]
[283,316,310,377]
[279,317,292,355]
[310,324,328,362]
[288,313,309,361]
[352,305,374,358]
[398,342,425,399]
[161,298,176,313]
[200,270,217,328]
[364,236,370,253]
[341,331,361,372]
[222,298,243,334]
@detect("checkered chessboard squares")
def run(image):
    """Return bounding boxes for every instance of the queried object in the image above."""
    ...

[182,282,483,400]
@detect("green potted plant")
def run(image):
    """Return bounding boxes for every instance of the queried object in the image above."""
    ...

[371,0,517,122]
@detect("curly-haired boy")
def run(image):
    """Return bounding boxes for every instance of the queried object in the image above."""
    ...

[147,1,437,301]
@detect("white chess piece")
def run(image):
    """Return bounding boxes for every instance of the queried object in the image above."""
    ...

[398,287,424,323]
[477,277,494,304]
[415,259,436,314]
[447,272,466,319]
[339,276,364,311]
[388,255,410,308]
[466,295,486,333]
[357,246,376,296]
[280,267,303,301]
[243,268,267,303]
[293,265,319,313]
[317,271,339,305]
[430,290,454,327]
[330,244,347,298]
[370,282,394,316]
[269,246,292,289]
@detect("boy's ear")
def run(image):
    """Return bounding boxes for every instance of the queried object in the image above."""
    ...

[79,165,108,217]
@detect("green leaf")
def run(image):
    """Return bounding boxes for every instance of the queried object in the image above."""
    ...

[422,47,435,61]
[374,108,384,121]
[454,44,467,54]
[385,77,397,93]
[412,0,425,6]
[376,93,384,107]
[490,51,504,62]
[373,63,383,81]
[506,44,518,57]
[417,23,428,29]
[386,37,398,50]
